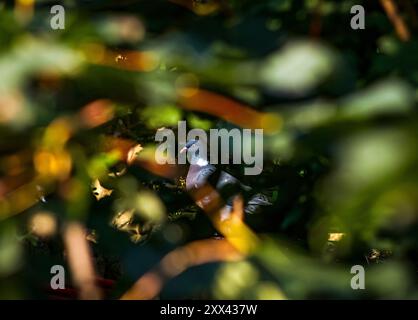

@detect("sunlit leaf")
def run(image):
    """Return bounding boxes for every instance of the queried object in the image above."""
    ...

[92,179,113,201]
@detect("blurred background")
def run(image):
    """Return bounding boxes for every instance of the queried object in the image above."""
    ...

[1,0,418,299]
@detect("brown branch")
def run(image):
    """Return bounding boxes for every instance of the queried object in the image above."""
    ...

[120,238,243,300]
[189,185,260,254]
[121,192,255,300]
[63,222,102,300]
[309,0,323,38]
[380,0,411,41]
[177,88,283,134]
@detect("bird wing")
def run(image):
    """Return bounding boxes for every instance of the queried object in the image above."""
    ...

[186,163,216,190]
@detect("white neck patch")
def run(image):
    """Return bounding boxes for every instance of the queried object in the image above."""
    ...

[195,157,209,167]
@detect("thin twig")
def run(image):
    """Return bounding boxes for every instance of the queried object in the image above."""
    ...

[380,0,411,41]
[120,238,243,300]
[309,0,323,38]
[64,222,102,300]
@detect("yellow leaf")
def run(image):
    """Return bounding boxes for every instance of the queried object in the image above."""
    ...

[92,179,113,200]
[128,224,142,243]
[29,211,57,237]
[127,144,144,165]
[328,232,345,242]
[111,209,135,230]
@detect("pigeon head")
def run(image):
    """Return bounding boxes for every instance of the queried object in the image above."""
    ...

[180,139,209,166]
[180,139,199,154]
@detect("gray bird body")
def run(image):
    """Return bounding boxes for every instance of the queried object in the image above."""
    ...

[184,140,271,218]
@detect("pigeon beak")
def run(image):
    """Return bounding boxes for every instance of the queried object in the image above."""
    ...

[180,147,187,154]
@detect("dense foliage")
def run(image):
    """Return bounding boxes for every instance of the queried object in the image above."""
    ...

[1,0,418,299]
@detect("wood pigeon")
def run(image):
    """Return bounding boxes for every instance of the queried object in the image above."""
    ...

[180,138,271,220]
